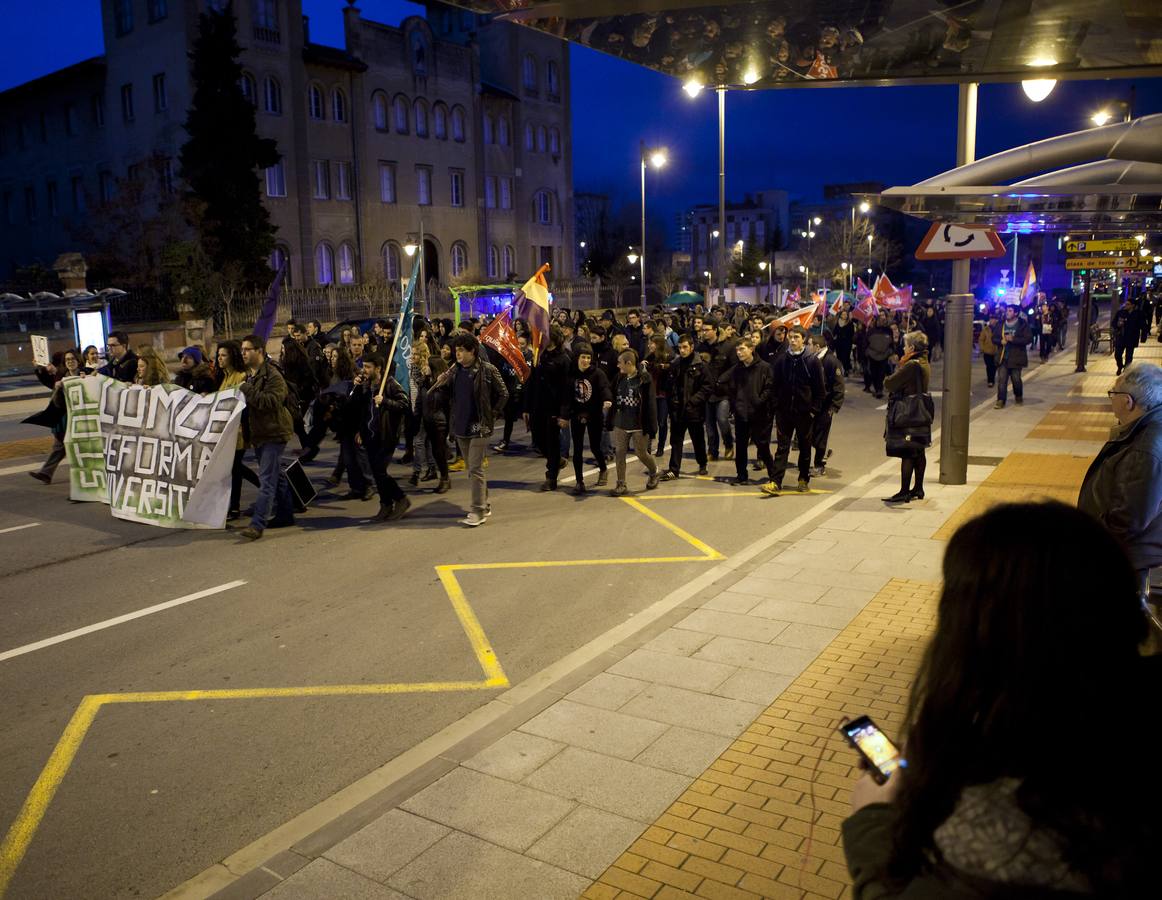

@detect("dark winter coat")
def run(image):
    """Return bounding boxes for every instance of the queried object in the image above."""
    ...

[818,349,846,413]
[992,318,1033,369]
[431,357,509,437]
[1111,305,1141,349]
[239,359,294,446]
[770,349,825,417]
[524,345,572,420]
[721,358,774,426]
[98,350,138,383]
[668,353,711,423]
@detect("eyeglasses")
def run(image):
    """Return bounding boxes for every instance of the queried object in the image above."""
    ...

[1107,390,1131,398]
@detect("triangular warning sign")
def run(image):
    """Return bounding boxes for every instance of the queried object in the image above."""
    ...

[915,223,1007,260]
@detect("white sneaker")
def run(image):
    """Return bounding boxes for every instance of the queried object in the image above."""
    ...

[462,511,485,527]
[484,503,493,518]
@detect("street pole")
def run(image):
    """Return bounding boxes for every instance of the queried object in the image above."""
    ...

[419,217,427,319]
[1075,271,1092,372]
[940,81,978,487]
[717,88,726,307]
[640,143,647,309]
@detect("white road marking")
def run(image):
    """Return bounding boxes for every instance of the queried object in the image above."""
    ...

[0,523,40,534]
[0,580,248,663]
[0,463,42,477]
[876,403,888,410]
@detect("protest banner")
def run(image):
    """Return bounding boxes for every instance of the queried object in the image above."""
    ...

[63,375,245,529]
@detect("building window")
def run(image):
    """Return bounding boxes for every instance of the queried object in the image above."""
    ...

[160,157,176,193]
[120,84,135,122]
[499,177,512,209]
[312,160,329,199]
[46,181,58,217]
[536,125,546,152]
[450,169,464,207]
[99,171,115,203]
[240,72,257,106]
[382,241,401,280]
[482,114,493,144]
[450,242,468,278]
[372,92,388,131]
[410,31,428,75]
[152,73,168,112]
[416,165,432,205]
[265,160,287,197]
[114,0,134,36]
[504,245,515,278]
[524,123,534,151]
[263,76,282,114]
[378,162,396,203]
[547,60,560,99]
[332,88,347,123]
[535,190,552,224]
[414,99,428,137]
[484,176,496,209]
[498,117,511,146]
[252,0,280,42]
[308,84,324,120]
[393,95,409,133]
[71,176,86,214]
[64,104,78,137]
[522,54,537,92]
[434,104,447,139]
[315,243,334,285]
[487,245,499,278]
[92,93,105,127]
[25,186,37,223]
[451,106,465,142]
[269,245,289,279]
[338,243,356,284]
[148,0,168,23]
[549,127,561,155]
[335,161,352,200]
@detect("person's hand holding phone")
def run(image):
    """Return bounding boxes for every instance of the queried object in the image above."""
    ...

[851,765,903,813]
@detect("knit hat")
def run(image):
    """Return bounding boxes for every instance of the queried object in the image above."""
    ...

[179,346,204,365]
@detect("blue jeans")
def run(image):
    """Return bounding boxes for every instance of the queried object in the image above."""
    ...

[251,442,288,530]
[706,397,733,456]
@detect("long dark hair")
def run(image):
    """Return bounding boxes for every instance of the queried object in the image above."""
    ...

[216,340,244,375]
[889,501,1153,891]
[332,346,356,381]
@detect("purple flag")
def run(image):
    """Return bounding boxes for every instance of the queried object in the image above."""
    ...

[252,261,287,341]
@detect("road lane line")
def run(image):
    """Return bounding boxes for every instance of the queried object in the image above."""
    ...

[0,523,39,535]
[0,463,42,477]
[0,581,248,663]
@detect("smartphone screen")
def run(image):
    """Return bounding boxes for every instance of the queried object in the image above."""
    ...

[841,716,904,783]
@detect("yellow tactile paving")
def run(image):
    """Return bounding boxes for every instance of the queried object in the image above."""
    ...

[0,436,53,460]
[1026,406,1113,441]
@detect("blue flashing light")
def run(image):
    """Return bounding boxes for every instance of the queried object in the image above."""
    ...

[995,287,1005,296]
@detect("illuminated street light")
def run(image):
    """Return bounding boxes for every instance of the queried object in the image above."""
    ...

[639,144,669,307]
[741,67,760,85]
[1091,110,1113,127]
[1136,234,1147,243]
[403,241,418,257]
[579,240,586,249]
[712,229,720,238]
[858,201,870,214]
[683,79,703,97]
[1021,79,1056,102]
[758,261,767,271]
[627,252,639,265]
[812,216,821,226]
[649,149,668,169]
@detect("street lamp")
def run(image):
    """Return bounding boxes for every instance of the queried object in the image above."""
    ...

[1091,96,1132,127]
[759,259,772,304]
[841,261,850,292]
[403,223,427,314]
[627,252,639,265]
[639,142,668,308]
[1021,58,1057,103]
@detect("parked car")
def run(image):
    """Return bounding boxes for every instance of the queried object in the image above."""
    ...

[323,318,378,345]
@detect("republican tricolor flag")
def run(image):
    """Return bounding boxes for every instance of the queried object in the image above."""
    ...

[1019,261,1038,307]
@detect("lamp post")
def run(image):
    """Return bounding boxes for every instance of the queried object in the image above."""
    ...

[758,259,772,305]
[640,143,668,309]
[840,261,850,292]
[702,270,711,303]
[403,220,426,315]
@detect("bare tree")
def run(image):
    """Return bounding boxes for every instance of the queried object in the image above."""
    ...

[657,267,683,299]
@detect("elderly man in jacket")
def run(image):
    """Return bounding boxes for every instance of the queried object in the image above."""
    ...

[1078,364,1162,606]
[238,334,295,540]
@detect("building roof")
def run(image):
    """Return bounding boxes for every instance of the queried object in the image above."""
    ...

[0,57,106,101]
[302,43,369,73]
[481,80,520,101]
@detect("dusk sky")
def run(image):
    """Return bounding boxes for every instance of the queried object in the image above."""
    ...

[5,1,1161,243]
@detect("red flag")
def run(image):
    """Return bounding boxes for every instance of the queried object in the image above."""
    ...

[775,298,824,331]
[872,274,898,303]
[852,277,879,325]
[480,308,530,382]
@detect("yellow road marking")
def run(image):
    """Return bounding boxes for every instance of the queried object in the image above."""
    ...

[0,496,725,896]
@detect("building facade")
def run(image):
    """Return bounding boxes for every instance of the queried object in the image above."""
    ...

[0,0,574,290]
[686,190,789,279]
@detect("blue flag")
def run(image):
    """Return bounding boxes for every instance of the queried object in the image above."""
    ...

[391,251,422,397]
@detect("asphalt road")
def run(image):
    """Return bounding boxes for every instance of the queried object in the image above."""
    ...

[0,357,983,899]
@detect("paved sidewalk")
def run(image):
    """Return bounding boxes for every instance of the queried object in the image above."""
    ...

[203,340,1124,900]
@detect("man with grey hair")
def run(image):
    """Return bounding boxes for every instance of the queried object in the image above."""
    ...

[1078,364,1162,605]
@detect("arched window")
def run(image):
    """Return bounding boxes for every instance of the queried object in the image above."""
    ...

[536,125,547,152]
[547,60,560,97]
[524,123,534,150]
[269,244,291,284]
[393,95,409,133]
[487,244,499,279]
[331,87,348,123]
[372,92,389,131]
[240,72,257,106]
[315,242,334,285]
[263,76,282,114]
[308,84,324,120]
[482,113,493,144]
[433,103,447,139]
[534,190,552,225]
[450,242,468,278]
[382,241,401,281]
[338,242,356,284]
[522,54,537,91]
[549,126,561,155]
[498,117,511,146]
[450,106,465,142]
[414,99,429,137]
[503,245,515,278]
[410,31,428,75]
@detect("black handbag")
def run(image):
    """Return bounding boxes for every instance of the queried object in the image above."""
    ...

[887,392,934,429]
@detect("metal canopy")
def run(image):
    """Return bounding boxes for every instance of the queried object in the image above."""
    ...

[448,0,1162,88]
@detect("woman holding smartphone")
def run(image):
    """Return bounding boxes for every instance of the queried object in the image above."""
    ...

[842,501,1160,898]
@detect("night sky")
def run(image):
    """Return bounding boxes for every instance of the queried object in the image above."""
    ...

[5,2,1162,244]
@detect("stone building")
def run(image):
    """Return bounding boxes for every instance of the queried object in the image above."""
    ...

[0,0,574,290]
[686,190,789,280]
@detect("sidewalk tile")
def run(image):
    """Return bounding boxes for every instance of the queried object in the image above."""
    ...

[527,806,649,879]
[746,598,857,630]
[620,684,766,737]
[635,726,734,777]
[461,731,566,782]
[774,623,843,653]
[400,767,574,852]
[262,859,409,899]
[567,672,651,711]
[813,587,878,610]
[729,576,829,602]
[694,636,819,677]
[388,832,589,899]
[645,628,718,656]
[702,591,767,614]
[610,649,737,693]
[676,609,789,643]
[523,746,691,822]
[521,699,669,760]
[773,568,889,593]
[768,550,858,572]
[323,809,449,883]
[713,670,794,705]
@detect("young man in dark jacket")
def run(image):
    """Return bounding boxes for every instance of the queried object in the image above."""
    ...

[523,326,571,491]
[661,334,710,479]
[809,332,846,476]
[1111,297,1141,375]
[610,349,659,495]
[238,334,296,539]
[352,354,410,522]
[699,322,735,461]
[721,339,775,486]
[566,341,611,494]
[98,331,138,383]
[992,304,1033,408]
[764,326,825,494]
